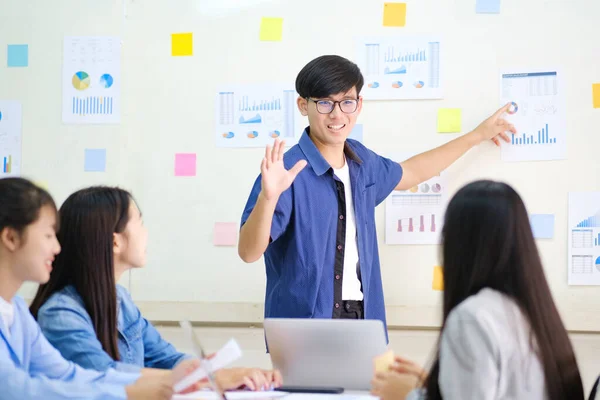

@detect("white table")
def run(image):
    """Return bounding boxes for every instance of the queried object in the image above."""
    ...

[173,390,377,400]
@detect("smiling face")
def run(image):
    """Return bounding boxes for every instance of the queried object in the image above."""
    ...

[4,205,61,285]
[297,86,363,147]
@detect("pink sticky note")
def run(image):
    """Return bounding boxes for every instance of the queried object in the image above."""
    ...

[214,222,238,246]
[175,153,196,176]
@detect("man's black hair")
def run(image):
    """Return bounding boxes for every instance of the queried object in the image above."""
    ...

[295,55,364,99]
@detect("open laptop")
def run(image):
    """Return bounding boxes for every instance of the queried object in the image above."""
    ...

[264,318,388,391]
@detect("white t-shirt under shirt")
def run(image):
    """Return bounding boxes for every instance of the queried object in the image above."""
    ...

[333,160,364,301]
[0,296,15,338]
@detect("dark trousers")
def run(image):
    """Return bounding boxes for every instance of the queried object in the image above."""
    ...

[339,300,364,319]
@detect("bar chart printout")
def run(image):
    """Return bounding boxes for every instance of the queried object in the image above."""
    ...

[385,152,447,244]
[568,192,600,285]
[62,36,121,124]
[0,101,22,177]
[500,70,566,162]
[356,36,442,100]
[215,84,301,148]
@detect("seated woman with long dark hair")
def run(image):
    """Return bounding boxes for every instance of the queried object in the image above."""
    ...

[371,180,584,400]
[30,186,282,392]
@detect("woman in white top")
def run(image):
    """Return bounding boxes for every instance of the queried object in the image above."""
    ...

[371,180,585,400]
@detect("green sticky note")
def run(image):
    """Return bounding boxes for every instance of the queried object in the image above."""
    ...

[260,17,283,41]
[437,108,462,133]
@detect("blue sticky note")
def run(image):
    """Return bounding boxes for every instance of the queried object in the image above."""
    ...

[349,124,364,143]
[7,44,29,67]
[530,214,554,239]
[84,149,107,172]
[476,0,500,13]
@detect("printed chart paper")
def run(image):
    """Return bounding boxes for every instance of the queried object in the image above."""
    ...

[355,36,442,100]
[0,101,22,177]
[385,153,448,244]
[62,36,121,124]
[215,84,302,148]
[500,69,566,162]
[568,192,600,286]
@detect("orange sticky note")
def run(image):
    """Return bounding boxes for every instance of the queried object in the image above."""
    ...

[171,33,193,56]
[383,3,407,27]
[593,83,600,108]
[259,17,283,41]
[432,266,444,291]
[374,349,395,373]
[214,222,238,246]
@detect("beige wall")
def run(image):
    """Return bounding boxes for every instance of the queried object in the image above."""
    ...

[156,325,600,396]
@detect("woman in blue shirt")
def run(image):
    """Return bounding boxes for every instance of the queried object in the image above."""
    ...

[30,186,282,391]
[0,177,199,400]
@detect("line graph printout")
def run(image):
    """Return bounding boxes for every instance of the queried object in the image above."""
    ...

[355,36,442,100]
[215,84,302,148]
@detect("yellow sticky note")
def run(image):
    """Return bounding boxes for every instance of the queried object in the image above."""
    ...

[593,83,600,108]
[34,181,48,190]
[437,108,462,133]
[171,33,193,56]
[374,349,395,373]
[432,266,444,291]
[383,3,407,27]
[259,17,283,41]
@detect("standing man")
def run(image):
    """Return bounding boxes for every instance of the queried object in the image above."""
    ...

[238,55,515,328]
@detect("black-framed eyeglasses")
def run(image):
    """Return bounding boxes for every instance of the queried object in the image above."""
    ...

[307,97,359,114]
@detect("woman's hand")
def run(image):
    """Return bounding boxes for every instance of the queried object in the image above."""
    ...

[371,371,419,400]
[389,356,427,381]
[215,368,283,391]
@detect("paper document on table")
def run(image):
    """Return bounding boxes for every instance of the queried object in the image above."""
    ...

[174,338,242,393]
